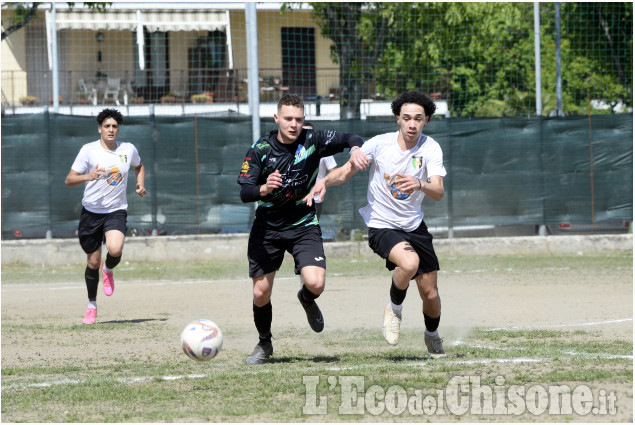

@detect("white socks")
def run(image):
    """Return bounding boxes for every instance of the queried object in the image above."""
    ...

[425,329,439,338]
[102,264,112,274]
[389,301,403,313]
[88,301,97,310]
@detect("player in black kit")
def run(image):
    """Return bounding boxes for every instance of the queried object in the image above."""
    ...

[237,94,369,364]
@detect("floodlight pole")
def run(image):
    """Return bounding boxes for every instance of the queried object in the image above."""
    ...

[51,2,59,112]
[533,2,542,117]
[555,2,563,116]
[245,3,260,143]
[534,2,548,236]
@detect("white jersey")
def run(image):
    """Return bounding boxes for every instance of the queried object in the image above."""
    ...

[314,156,337,203]
[71,140,141,214]
[359,131,446,232]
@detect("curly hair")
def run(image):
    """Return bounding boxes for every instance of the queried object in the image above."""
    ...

[277,94,304,111]
[96,108,124,125]
[390,91,436,118]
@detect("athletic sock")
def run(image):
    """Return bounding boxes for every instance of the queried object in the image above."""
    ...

[105,253,121,271]
[423,312,441,333]
[299,284,319,304]
[253,302,272,340]
[390,280,408,305]
[85,266,99,301]
[425,329,439,338]
[389,301,403,313]
[88,301,97,310]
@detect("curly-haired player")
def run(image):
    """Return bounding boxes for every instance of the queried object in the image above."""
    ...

[65,108,146,325]
[305,91,447,359]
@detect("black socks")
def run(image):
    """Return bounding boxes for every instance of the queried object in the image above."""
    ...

[105,253,121,270]
[423,312,441,333]
[85,266,99,301]
[299,284,319,305]
[253,302,272,341]
[390,280,408,305]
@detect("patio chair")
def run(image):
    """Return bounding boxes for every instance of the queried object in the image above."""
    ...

[103,78,121,105]
[78,78,97,105]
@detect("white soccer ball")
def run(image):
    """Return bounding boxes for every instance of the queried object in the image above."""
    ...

[181,319,223,361]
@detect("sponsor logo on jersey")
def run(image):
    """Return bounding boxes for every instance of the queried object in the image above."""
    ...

[294,144,315,165]
[106,167,123,186]
[384,173,414,200]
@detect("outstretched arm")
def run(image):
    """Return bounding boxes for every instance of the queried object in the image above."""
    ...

[304,160,360,207]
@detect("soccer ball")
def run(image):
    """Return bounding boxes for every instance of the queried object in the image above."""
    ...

[181,319,223,361]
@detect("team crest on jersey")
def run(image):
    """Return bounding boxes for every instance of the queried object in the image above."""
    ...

[384,173,414,200]
[106,168,123,186]
[119,155,128,164]
[241,160,249,174]
[411,156,423,170]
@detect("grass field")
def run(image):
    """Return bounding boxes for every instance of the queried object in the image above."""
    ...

[1,252,632,422]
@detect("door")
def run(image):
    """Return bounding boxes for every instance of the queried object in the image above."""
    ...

[134,30,170,102]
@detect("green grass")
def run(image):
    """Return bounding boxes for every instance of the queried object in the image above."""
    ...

[2,251,631,284]
[2,252,632,421]
[1,327,632,422]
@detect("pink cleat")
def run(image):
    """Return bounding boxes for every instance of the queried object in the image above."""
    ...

[83,308,97,324]
[102,263,114,296]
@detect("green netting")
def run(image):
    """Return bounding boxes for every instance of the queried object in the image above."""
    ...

[1,113,631,239]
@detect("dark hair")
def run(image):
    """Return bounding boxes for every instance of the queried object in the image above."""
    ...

[391,91,436,118]
[303,121,314,129]
[277,94,304,110]
[96,108,124,125]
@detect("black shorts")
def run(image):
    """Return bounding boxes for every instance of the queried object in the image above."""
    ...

[248,223,325,278]
[78,207,127,254]
[367,221,439,279]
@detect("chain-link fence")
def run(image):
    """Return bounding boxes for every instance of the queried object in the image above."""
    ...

[2,2,632,117]
[1,3,632,240]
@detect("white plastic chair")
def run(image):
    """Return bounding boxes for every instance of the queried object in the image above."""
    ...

[78,78,97,105]
[103,78,121,105]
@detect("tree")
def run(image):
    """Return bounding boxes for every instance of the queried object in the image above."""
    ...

[287,2,632,117]
[284,3,390,119]
[2,2,111,41]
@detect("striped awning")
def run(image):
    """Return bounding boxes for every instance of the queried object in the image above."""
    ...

[52,9,227,32]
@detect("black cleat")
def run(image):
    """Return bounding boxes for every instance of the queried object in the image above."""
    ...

[297,289,324,333]
[245,339,274,365]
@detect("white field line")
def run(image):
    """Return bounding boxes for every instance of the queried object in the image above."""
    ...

[0,277,302,292]
[4,345,631,390]
[484,317,633,331]
[453,341,633,360]
[1,373,208,391]
[1,266,547,292]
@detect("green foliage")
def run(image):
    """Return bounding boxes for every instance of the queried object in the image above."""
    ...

[1,2,112,40]
[289,2,632,117]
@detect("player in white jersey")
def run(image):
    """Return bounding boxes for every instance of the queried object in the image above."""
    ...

[65,109,146,325]
[305,91,447,359]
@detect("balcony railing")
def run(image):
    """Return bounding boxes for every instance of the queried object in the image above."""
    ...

[1,67,356,109]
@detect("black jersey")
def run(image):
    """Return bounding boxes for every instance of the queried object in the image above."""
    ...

[237,128,361,230]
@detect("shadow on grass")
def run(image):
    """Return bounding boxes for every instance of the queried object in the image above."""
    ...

[98,318,168,325]
[266,354,340,364]
[374,352,466,362]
